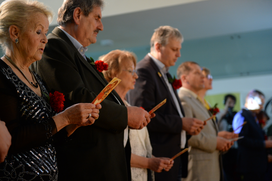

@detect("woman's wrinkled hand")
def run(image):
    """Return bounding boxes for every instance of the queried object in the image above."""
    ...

[53,103,102,136]
[63,103,101,126]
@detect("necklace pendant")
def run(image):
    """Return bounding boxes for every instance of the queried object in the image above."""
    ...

[4,55,39,88]
[31,81,39,88]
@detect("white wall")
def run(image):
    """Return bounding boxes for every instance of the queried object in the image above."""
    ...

[37,0,204,26]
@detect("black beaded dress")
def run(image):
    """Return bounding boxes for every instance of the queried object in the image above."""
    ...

[0,59,58,180]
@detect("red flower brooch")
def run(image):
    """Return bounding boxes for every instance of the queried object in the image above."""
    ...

[168,75,182,90]
[209,103,220,115]
[49,91,65,113]
[95,60,108,72]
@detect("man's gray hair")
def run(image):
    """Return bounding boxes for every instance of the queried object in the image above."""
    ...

[150,25,183,51]
[58,0,103,25]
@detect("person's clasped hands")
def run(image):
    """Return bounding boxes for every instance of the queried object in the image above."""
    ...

[182,117,205,135]
[127,106,155,129]
[52,103,102,135]
[216,131,238,152]
[218,131,239,140]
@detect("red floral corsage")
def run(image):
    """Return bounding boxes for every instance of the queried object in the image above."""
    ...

[168,75,182,90]
[209,103,220,115]
[95,60,108,72]
[49,91,65,113]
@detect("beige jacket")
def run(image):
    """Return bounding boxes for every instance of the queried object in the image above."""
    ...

[178,87,221,181]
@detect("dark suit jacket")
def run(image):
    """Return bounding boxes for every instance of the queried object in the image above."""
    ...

[32,27,130,181]
[127,54,187,181]
[237,109,268,176]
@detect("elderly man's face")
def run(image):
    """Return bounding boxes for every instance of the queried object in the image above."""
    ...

[159,38,182,68]
[185,64,205,92]
[77,6,103,47]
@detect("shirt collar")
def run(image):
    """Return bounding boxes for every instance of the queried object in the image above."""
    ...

[59,27,88,57]
[180,87,198,98]
[148,53,169,74]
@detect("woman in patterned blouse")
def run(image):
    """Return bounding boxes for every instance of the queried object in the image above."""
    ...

[0,0,101,180]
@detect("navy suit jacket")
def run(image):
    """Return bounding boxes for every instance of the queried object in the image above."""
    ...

[237,109,268,175]
[128,54,188,181]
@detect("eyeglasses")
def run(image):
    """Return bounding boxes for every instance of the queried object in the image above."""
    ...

[123,69,137,76]
[206,74,213,79]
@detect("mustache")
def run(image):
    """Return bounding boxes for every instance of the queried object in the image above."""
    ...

[94,29,100,33]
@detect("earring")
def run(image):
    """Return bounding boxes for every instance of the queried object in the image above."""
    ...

[15,39,19,44]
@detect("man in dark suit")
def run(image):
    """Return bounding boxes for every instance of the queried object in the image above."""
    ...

[127,26,204,181]
[233,90,272,181]
[31,0,151,180]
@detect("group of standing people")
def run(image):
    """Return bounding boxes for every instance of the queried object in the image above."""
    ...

[0,0,270,181]
[0,0,202,180]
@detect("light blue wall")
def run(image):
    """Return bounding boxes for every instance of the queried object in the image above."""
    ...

[1,27,271,80]
[87,28,272,79]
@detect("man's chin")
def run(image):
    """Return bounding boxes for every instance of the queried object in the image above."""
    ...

[90,38,97,45]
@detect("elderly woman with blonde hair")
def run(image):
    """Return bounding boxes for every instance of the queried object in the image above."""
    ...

[102,50,173,181]
[0,0,101,180]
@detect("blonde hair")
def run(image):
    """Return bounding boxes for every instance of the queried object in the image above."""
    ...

[0,0,53,51]
[150,25,183,51]
[102,50,137,82]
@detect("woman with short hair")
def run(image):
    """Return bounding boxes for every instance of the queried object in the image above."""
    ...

[102,49,173,181]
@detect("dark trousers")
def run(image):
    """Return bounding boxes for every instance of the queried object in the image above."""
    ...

[265,162,272,181]
[222,148,240,181]
[241,173,265,181]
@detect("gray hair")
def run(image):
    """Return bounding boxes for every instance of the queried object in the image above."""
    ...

[0,0,52,52]
[58,0,104,26]
[150,25,183,51]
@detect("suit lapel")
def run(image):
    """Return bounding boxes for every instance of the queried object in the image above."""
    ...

[147,57,169,90]
[194,97,218,132]
[147,56,184,116]
[85,57,109,85]
[52,28,107,86]
[206,107,219,133]
[172,86,185,116]
[51,28,124,105]
[184,89,218,132]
